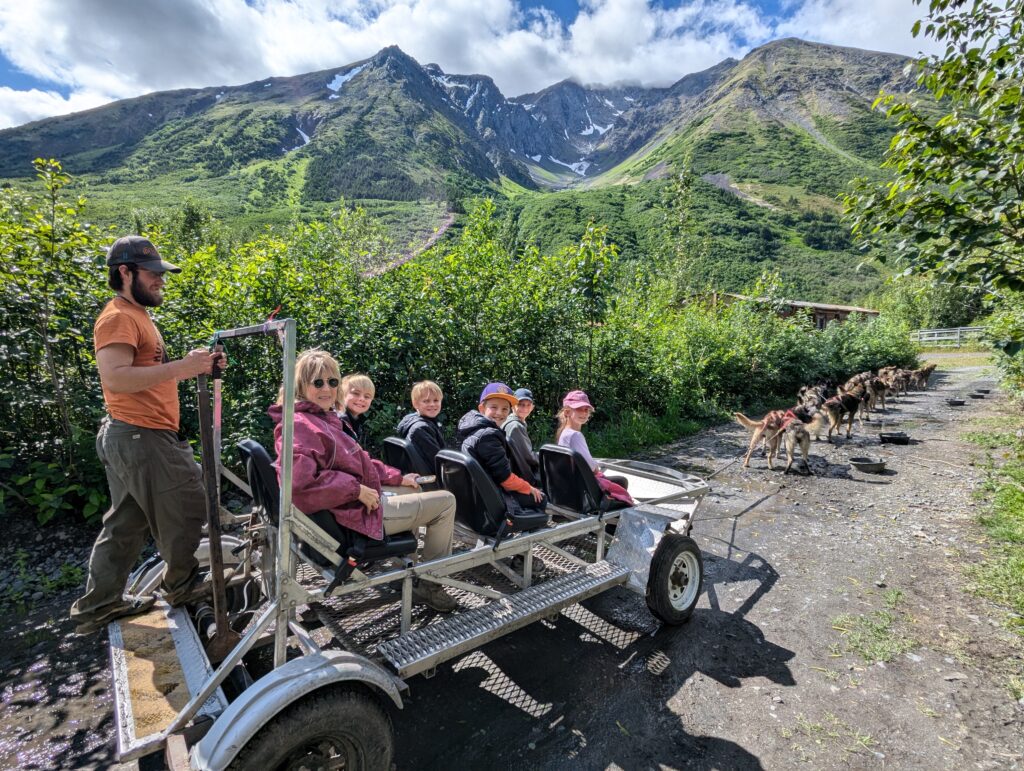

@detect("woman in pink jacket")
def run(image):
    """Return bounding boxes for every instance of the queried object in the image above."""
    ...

[270,349,457,612]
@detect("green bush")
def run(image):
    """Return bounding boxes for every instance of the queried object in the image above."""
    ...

[984,297,1024,399]
[0,168,919,525]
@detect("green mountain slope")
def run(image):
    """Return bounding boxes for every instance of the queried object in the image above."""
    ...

[0,38,912,300]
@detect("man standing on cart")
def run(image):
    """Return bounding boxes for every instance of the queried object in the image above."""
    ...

[70,236,225,636]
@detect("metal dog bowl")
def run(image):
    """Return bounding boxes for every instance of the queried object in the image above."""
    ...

[850,457,886,473]
[969,392,985,399]
[879,432,910,445]
[976,388,991,394]
[947,399,966,407]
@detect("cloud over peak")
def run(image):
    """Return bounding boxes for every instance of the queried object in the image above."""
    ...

[0,0,937,128]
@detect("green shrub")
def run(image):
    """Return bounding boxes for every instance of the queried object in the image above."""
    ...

[0,170,919,524]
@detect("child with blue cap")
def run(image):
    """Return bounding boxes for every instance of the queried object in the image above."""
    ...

[503,387,539,486]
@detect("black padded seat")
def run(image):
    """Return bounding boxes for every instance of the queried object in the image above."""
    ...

[434,449,548,537]
[538,443,631,517]
[381,436,438,490]
[236,439,417,569]
[382,436,431,475]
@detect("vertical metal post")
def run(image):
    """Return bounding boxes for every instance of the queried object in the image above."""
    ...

[197,369,238,660]
[212,341,223,501]
[274,319,297,668]
[401,575,413,634]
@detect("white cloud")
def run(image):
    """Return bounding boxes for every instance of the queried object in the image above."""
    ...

[0,86,110,128]
[775,0,943,57]
[0,0,937,129]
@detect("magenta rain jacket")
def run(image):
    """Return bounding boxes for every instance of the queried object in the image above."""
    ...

[269,400,403,540]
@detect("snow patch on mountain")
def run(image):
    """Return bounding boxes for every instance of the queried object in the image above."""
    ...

[548,156,591,176]
[579,110,612,136]
[327,64,366,92]
[464,82,482,113]
[430,73,469,90]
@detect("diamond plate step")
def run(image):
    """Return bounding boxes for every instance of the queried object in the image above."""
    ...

[378,560,630,678]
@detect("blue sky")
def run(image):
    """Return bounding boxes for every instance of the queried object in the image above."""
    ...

[0,0,939,129]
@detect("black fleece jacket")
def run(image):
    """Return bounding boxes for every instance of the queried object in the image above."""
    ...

[395,412,446,471]
[338,409,369,446]
[456,410,513,487]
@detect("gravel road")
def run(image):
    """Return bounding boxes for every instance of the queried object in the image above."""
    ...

[1,364,1021,770]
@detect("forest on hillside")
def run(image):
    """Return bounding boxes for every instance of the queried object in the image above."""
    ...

[0,161,918,525]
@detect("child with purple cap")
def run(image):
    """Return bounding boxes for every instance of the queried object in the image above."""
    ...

[457,382,545,509]
[555,390,633,505]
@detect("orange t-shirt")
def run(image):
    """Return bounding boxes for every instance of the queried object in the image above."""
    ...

[93,296,180,431]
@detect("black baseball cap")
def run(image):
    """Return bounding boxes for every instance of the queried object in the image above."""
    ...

[514,388,534,403]
[105,236,181,273]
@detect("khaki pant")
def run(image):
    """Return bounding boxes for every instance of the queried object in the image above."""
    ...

[70,418,207,624]
[381,487,456,562]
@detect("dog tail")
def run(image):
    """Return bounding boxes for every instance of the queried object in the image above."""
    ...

[733,412,761,430]
[807,410,829,434]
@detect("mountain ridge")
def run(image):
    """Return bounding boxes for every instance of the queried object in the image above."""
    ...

[0,38,912,190]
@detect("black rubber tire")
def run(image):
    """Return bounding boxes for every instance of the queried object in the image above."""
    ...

[227,684,394,771]
[645,533,704,625]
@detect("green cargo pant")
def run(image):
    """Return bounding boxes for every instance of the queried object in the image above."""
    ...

[70,418,207,625]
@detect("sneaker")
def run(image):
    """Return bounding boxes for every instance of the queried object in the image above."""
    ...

[165,567,234,608]
[412,582,458,613]
[73,596,157,636]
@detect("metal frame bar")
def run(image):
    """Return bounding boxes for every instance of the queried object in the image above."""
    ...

[538,541,590,567]
[316,516,608,599]
[428,575,507,600]
[596,460,710,499]
[275,321,297,667]
[160,600,280,742]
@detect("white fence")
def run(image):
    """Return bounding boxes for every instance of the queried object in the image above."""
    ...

[910,326,985,348]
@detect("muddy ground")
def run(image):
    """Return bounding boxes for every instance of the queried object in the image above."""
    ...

[1,364,1022,769]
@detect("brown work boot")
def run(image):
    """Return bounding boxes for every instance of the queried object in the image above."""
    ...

[72,596,157,636]
[412,582,458,612]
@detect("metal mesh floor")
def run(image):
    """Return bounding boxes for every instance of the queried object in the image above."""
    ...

[300,531,604,661]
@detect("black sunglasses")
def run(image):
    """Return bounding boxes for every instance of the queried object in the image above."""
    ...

[312,377,339,389]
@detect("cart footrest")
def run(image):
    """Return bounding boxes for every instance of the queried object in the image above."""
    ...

[378,560,629,677]
[109,600,227,761]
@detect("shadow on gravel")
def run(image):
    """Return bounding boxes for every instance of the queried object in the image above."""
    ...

[395,543,792,770]
[0,595,119,771]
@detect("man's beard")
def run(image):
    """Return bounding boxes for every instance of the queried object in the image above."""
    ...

[130,280,163,307]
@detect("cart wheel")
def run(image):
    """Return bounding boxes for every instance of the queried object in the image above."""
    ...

[645,534,703,625]
[228,685,393,771]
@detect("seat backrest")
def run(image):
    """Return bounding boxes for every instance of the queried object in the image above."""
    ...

[382,436,432,476]
[434,449,508,536]
[538,443,604,516]
[237,439,280,524]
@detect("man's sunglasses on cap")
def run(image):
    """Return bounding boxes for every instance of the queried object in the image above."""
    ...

[313,378,340,388]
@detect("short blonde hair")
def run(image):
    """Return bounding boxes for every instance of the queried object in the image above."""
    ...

[341,373,375,398]
[411,380,443,403]
[277,348,343,410]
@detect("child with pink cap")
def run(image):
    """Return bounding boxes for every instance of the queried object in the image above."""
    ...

[555,390,633,505]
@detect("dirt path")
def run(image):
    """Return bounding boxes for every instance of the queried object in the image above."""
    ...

[1,365,1021,769]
